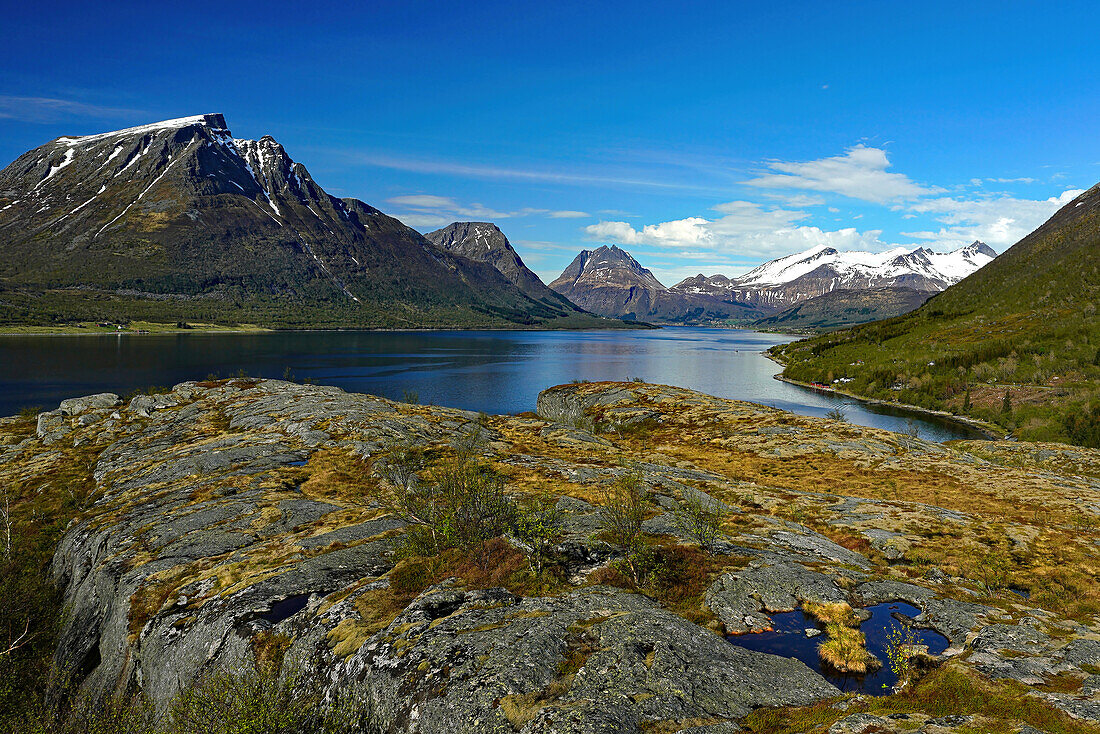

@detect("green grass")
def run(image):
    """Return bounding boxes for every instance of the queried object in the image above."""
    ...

[772,189,1100,446]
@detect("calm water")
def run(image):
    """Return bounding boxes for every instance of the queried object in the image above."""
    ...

[726,602,949,695]
[0,327,983,441]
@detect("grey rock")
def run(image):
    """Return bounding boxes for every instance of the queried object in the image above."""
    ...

[829,714,888,733]
[1062,638,1100,666]
[36,409,65,438]
[705,562,846,633]
[59,392,120,415]
[324,586,837,734]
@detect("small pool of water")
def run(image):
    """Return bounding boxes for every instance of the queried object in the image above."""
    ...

[258,594,311,623]
[726,602,949,695]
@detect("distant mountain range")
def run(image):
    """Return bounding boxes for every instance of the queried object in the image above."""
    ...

[0,115,621,330]
[547,241,995,326]
[774,184,1100,446]
[548,245,766,323]
[672,241,996,309]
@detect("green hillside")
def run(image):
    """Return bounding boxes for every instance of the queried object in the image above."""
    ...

[772,184,1100,446]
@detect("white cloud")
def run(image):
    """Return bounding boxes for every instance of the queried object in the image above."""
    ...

[548,210,591,218]
[744,144,943,203]
[584,200,892,265]
[759,192,827,207]
[387,195,516,220]
[901,189,1083,249]
[0,95,143,123]
[393,213,453,229]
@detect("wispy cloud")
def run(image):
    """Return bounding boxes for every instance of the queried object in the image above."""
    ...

[0,95,142,123]
[359,153,717,192]
[387,194,590,228]
[900,189,1083,249]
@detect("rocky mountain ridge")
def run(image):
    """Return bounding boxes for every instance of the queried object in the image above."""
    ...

[548,245,764,323]
[425,221,583,311]
[0,115,619,329]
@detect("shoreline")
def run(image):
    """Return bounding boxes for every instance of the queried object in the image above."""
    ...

[0,323,657,337]
[764,351,1005,440]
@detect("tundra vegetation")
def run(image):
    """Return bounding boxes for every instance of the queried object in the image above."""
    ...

[0,378,1098,733]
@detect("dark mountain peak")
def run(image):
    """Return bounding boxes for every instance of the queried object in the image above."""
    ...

[425,222,583,311]
[426,222,509,254]
[0,115,615,329]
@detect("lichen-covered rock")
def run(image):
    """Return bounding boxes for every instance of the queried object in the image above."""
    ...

[317,585,836,733]
[1,379,1095,732]
[705,561,846,633]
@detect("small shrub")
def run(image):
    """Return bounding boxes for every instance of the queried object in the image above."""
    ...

[670,492,726,550]
[883,620,919,692]
[597,472,651,585]
[512,501,563,577]
[972,548,1010,596]
[825,406,847,422]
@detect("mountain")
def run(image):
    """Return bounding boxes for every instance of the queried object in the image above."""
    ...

[548,245,764,323]
[751,287,933,333]
[0,114,622,330]
[672,241,996,309]
[773,186,1100,446]
[424,221,583,312]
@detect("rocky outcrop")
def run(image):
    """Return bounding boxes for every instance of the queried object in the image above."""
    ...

[312,583,836,733]
[2,378,1099,731]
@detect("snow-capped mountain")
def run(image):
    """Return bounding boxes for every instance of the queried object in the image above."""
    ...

[548,245,764,322]
[0,114,610,328]
[672,242,996,308]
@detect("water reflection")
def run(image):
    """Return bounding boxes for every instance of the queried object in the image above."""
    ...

[726,602,949,695]
[0,327,984,441]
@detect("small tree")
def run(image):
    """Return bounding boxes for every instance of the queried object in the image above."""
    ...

[825,406,847,422]
[974,548,1010,596]
[671,492,726,551]
[962,387,971,411]
[598,472,649,585]
[883,621,919,692]
[513,501,562,577]
[1002,389,1012,415]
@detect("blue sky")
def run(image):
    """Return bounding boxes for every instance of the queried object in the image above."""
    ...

[2,0,1097,284]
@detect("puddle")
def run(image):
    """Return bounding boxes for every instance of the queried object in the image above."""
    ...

[286,459,309,467]
[258,594,311,623]
[726,602,949,695]
[1010,588,1031,599]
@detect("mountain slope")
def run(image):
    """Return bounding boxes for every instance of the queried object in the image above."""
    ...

[773,186,1100,446]
[549,245,764,323]
[752,287,933,332]
[673,242,995,309]
[0,115,621,329]
[424,221,583,311]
